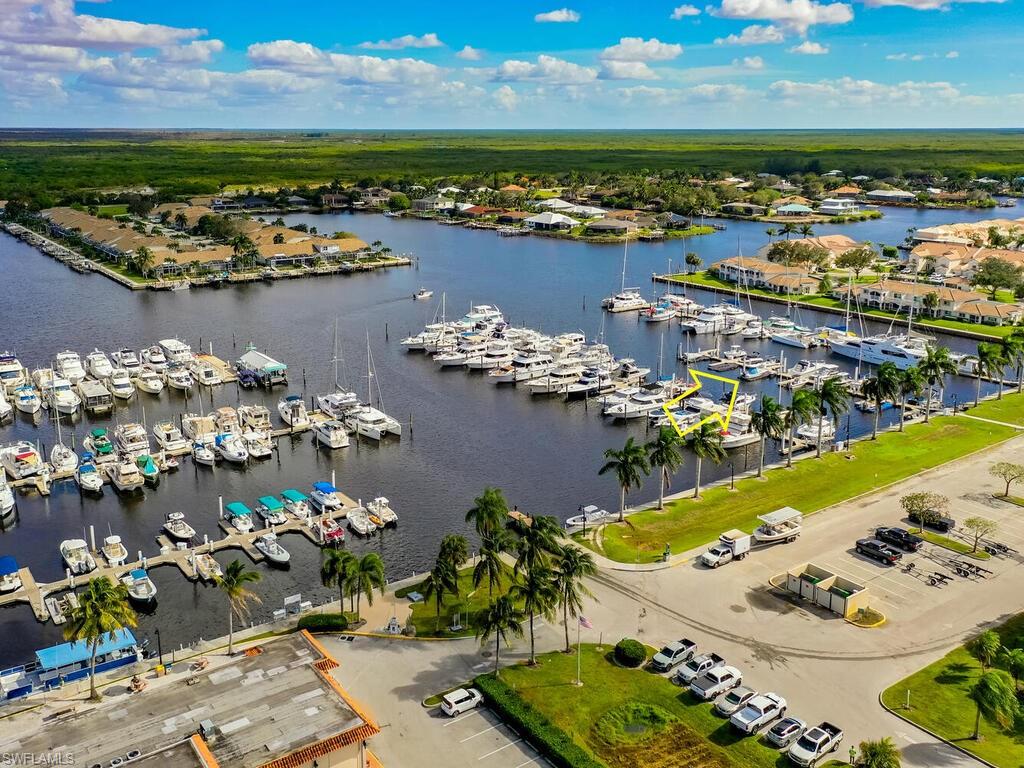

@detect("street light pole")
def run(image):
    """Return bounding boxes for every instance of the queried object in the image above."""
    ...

[154,628,164,667]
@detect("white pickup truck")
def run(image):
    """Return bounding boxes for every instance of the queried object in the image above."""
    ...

[700,530,751,568]
[689,665,742,701]
[674,652,725,685]
[730,692,787,734]
[787,721,844,766]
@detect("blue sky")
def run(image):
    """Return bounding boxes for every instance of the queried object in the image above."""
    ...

[0,0,1021,128]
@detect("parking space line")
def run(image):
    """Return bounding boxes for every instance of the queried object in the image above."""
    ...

[478,738,523,759]
[514,758,540,767]
[836,558,925,596]
[443,710,488,728]
[461,724,501,742]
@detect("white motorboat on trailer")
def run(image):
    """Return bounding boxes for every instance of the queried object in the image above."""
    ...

[163,511,196,541]
[753,507,803,543]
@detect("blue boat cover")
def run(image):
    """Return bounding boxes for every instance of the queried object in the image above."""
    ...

[258,495,284,510]
[36,628,136,670]
[0,556,18,576]
[225,501,252,516]
[281,488,307,502]
[285,394,301,402]
[130,569,147,580]
[313,481,337,493]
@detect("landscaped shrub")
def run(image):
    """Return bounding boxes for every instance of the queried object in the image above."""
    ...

[475,674,604,768]
[614,638,647,668]
[296,613,349,632]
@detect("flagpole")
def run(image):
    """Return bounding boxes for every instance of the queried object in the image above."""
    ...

[575,618,582,686]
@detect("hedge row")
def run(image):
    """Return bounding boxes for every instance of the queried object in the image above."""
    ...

[474,673,605,768]
[297,613,349,632]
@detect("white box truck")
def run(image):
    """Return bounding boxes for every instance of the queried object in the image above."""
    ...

[701,530,751,568]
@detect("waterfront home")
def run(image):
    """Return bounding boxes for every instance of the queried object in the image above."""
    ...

[524,212,577,231]
[765,273,819,295]
[412,194,455,212]
[775,195,814,207]
[566,204,607,217]
[209,197,241,212]
[152,245,235,277]
[790,234,863,265]
[151,203,213,228]
[322,192,348,208]
[865,189,917,204]
[831,184,862,198]
[43,207,179,263]
[712,256,813,291]
[256,237,368,267]
[357,187,393,207]
[913,216,1024,246]
[460,205,503,218]
[537,198,575,211]
[775,203,814,217]
[819,198,860,216]
[586,218,638,235]
[497,210,531,224]
[721,202,767,217]
[837,279,1022,325]
[499,183,527,193]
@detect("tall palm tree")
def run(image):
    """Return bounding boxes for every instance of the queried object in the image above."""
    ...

[216,560,262,655]
[785,389,818,468]
[422,562,457,632]
[751,395,784,478]
[320,549,356,613]
[798,224,814,238]
[968,630,1002,670]
[465,487,509,539]
[63,576,137,700]
[969,670,1020,740]
[765,227,777,244]
[552,547,597,653]
[511,515,562,575]
[509,566,557,665]
[473,530,508,597]
[599,437,650,521]
[918,346,957,423]
[781,222,797,240]
[898,366,924,432]
[975,342,1006,405]
[857,737,902,768]
[348,552,386,619]
[811,377,849,458]
[861,362,901,440]
[688,421,726,499]
[645,427,684,509]
[477,596,525,677]
[438,534,469,575]
[1002,327,1024,393]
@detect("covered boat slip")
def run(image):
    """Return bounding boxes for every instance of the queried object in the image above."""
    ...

[225,501,253,517]
[281,488,307,503]
[257,495,285,512]
[236,346,288,387]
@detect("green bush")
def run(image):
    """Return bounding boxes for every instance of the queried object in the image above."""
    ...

[297,613,349,632]
[614,638,647,668]
[475,674,604,768]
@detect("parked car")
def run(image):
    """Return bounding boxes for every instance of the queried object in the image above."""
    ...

[855,538,903,565]
[767,716,807,748]
[715,685,756,716]
[875,526,924,552]
[650,639,697,673]
[689,665,742,701]
[440,688,483,717]
[908,509,956,533]
[675,652,725,685]
[730,692,787,733]
[787,722,844,766]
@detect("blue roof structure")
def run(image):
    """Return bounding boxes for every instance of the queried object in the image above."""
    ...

[258,495,284,510]
[313,481,337,494]
[281,488,307,502]
[225,501,253,516]
[0,556,18,576]
[35,628,136,670]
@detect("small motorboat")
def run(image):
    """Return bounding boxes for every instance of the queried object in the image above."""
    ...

[277,394,310,429]
[413,287,434,300]
[83,427,115,460]
[74,455,104,494]
[136,454,160,487]
[192,441,216,467]
[214,433,248,464]
[281,488,310,518]
[163,511,196,541]
[0,476,13,520]
[194,553,222,582]
[120,568,157,603]
[223,501,254,533]
[796,418,835,443]
[314,419,350,449]
[366,496,398,526]
[254,533,290,566]
[136,369,165,395]
[565,504,612,529]
[347,507,378,536]
[310,481,343,512]
[0,556,22,593]
[242,431,273,459]
[60,538,96,575]
[255,495,288,526]
[101,535,128,567]
[317,516,345,545]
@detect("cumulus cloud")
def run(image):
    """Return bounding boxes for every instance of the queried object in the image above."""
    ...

[158,39,224,64]
[769,76,960,105]
[247,40,442,85]
[788,40,829,54]
[493,54,597,84]
[456,45,482,60]
[619,83,750,104]
[358,33,444,50]
[600,37,683,62]
[492,84,519,110]
[671,4,702,17]
[534,8,581,22]
[715,24,786,44]
[886,52,926,60]
[713,0,854,34]
[599,60,659,79]
[735,55,765,68]
[862,0,1005,8]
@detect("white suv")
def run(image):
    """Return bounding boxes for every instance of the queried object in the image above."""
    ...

[440,688,484,717]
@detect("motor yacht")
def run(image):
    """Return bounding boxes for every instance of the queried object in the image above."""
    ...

[113,423,150,456]
[457,304,504,328]
[0,442,45,480]
[526,360,586,395]
[0,475,15,520]
[83,427,115,460]
[256,495,289,526]
[105,457,144,492]
[679,305,734,334]
[60,539,96,575]
[742,320,768,340]
[347,507,377,536]
[488,352,556,384]
[565,367,615,400]
[12,385,40,414]
[53,351,86,384]
[121,569,157,604]
[85,349,114,380]
[111,349,142,377]
[316,390,361,418]
[601,289,648,312]
[101,535,128,567]
[310,481,343,512]
[796,418,836,443]
[181,413,216,444]
[281,488,311,518]
[140,345,168,373]
[434,339,488,367]
[0,353,26,393]
[254,534,290,566]
[163,511,196,541]
[191,441,216,467]
[314,419,350,449]
[223,501,254,533]
[164,362,194,391]
[39,373,82,415]
[152,421,187,452]
[214,433,248,464]
[827,333,928,370]
[603,380,675,420]
[136,369,164,394]
[464,340,516,370]
[190,359,222,387]
[0,390,13,422]
[74,456,104,494]
[242,431,273,459]
[366,496,398,526]
[344,405,402,440]
[106,369,135,400]
[277,394,310,428]
[238,404,273,432]
[214,406,241,435]
[158,338,193,364]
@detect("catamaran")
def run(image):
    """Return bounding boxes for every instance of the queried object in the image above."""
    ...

[342,334,401,440]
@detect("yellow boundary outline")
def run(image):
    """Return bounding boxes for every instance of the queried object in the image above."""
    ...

[661,369,740,439]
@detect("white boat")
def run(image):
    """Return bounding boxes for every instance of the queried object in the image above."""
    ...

[60,538,96,575]
[458,304,504,328]
[314,419,351,449]
[53,351,86,385]
[106,369,135,400]
[565,504,612,529]
[181,413,216,444]
[771,329,817,349]
[190,359,222,387]
[191,441,216,467]
[345,405,402,440]
[83,428,115,460]
[140,345,168,373]
[602,289,648,312]
[310,481,343,512]
[347,507,377,536]
[101,535,128,567]
[152,421,188,452]
[11,385,40,414]
[742,320,768,340]
[85,349,114,380]
[113,422,150,456]
[828,333,928,371]
[488,352,556,384]
[105,457,144,492]
[0,353,27,393]
[317,390,361,418]
[0,475,15,519]
[255,495,289,526]
[602,386,670,419]
[643,302,676,323]
[434,339,487,367]
[565,367,614,399]
[111,348,143,377]
[753,508,803,544]
[366,496,398,526]
[281,488,311,518]
[526,360,586,395]
[465,339,516,370]
[223,501,254,533]
[0,389,15,421]
[659,293,701,314]
[74,457,104,493]
[796,418,835,442]
[136,369,164,394]
[214,433,248,464]
[158,338,193,364]
[720,427,760,449]
[0,442,45,480]
[214,406,241,435]
[39,373,82,415]
[413,288,434,300]
[49,441,78,474]
[121,569,157,603]
[163,511,196,541]
[254,533,290,565]
[0,556,22,592]
[194,553,222,582]
[164,362,194,391]
[277,394,310,428]
[242,431,273,459]
[238,404,273,432]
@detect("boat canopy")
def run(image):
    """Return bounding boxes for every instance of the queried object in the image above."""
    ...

[757,507,803,526]
[129,569,147,580]
[90,428,106,438]
[313,481,337,494]
[225,501,253,516]
[0,556,18,576]
[36,628,136,671]
[258,495,284,511]
[281,489,307,502]
[284,394,302,402]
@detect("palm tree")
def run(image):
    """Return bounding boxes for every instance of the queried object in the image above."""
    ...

[975,342,1006,405]
[918,346,957,423]
[511,515,562,575]
[422,562,457,632]
[438,534,469,575]
[969,670,1020,740]
[465,487,509,539]
[751,395,784,478]
[688,421,726,499]
[216,560,262,655]
[861,362,901,439]
[599,437,650,521]
[781,222,797,240]
[476,596,525,678]
[473,531,508,596]
[997,646,1024,687]
[811,377,849,458]
[765,227,777,244]
[857,737,902,768]
[646,427,684,509]
[173,211,188,230]
[922,292,940,318]
[133,245,154,277]
[552,547,596,653]
[785,389,818,468]
[63,576,137,700]
[968,630,1002,670]
[798,224,814,238]
[898,366,924,432]
[349,552,385,619]
[319,549,356,613]
[1001,327,1024,393]
[509,566,557,665]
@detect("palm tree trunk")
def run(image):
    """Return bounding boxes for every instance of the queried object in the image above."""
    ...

[88,637,99,700]
[976,375,982,407]
[563,602,571,653]
[973,702,982,740]
[872,405,880,440]
[787,424,795,468]
[693,458,702,499]
[494,636,501,677]
[899,395,907,432]
[618,486,625,522]
[925,387,933,423]
[658,468,665,510]
[816,413,824,458]
[528,612,536,664]
[338,582,345,613]
[757,436,766,478]
[1016,363,1022,393]
[356,584,363,619]
[227,608,234,655]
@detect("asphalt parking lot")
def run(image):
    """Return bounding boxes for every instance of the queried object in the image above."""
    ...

[435,706,549,767]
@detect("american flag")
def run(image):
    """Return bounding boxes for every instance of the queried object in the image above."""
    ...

[578,616,593,629]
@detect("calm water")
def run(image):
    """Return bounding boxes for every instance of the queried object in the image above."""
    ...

[0,203,1011,666]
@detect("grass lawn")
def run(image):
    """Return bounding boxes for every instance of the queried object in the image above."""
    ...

[914,530,991,560]
[664,226,715,239]
[881,613,1024,767]
[104,263,155,284]
[966,394,1024,425]
[495,644,786,768]
[395,567,518,638]
[96,204,128,216]
[584,409,1020,563]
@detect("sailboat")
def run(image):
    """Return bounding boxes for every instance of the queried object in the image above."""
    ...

[342,332,402,440]
[601,237,648,312]
[49,408,78,474]
[316,319,361,420]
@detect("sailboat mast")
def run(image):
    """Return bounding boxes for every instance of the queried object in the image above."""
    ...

[366,331,372,404]
[333,319,339,389]
[620,237,628,293]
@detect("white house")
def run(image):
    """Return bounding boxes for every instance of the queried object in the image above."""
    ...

[819,198,860,216]
[536,198,575,211]
[438,186,464,194]
[412,195,455,212]
[524,212,578,231]
[865,189,917,203]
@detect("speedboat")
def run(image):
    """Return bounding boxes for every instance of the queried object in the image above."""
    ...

[214,433,248,464]
[101,535,128,567]
[111,348,143,377]
[163,511,196,541]
[254,533,290,566]
[344,405,402,440]
[242,431,273,459]
[120,569,157,603]
[181,413,216,444]
[413,287,434,300]
[0,442,45,480]
[191,441,216,467]
[113,422,150,456]
[136,369,164,394]
[277,394,310,428]
[105,457,145,492]
[49,441,78,474]
[238,404,273,432]
[75,456,104,494]
[106,369,136,400]
[796,418,836,442]
[255,495,289,526]
[85,349,114,380]
[136,454,160,486]
[317,516,345,544]
[643,302,676,323]
[194,553,222,582]
[281,488,311,518]
[314,419,351,449]
[601,289,648,312]
[310,481,343,512]
[53,351,86,384]
[366,496,398,526]
[158,338,193,364]
[12,385,40,414]
[223,501,254,533]
[316,390,361,419]
[347,506,378,536]
[164,362,194,391]
[83,428,115,460]
[0,475,15,520]
[153,421,187,452]
[0,354,27,393]
[488,352,555,384]
[565,504,612,529]
[0,556,22,593]
[140,345,168,373]
[60,539,96,575]
[190,359,222,387]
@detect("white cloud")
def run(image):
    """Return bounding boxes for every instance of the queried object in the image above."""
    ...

[885,52,926,60]
[789,40,829,54]
[671,4,702,17]
[600,37,683,62]
[158,39,224,64]
[456,45,482,61]
[735,55,765,69]
[617,83,750,105]
[357,33,444,50]
[599,60,659,79]
[492,84,519,110]
[534,8,581,22]
[862,0,1005,8]
[715,24,786,44]
[493,54,597,84]
[247,40,442,85]
[945,50,959,58]
[769,76,961,106]
[713,0,854,34]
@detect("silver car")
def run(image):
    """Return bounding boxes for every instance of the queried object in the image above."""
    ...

[767,716,807,748]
